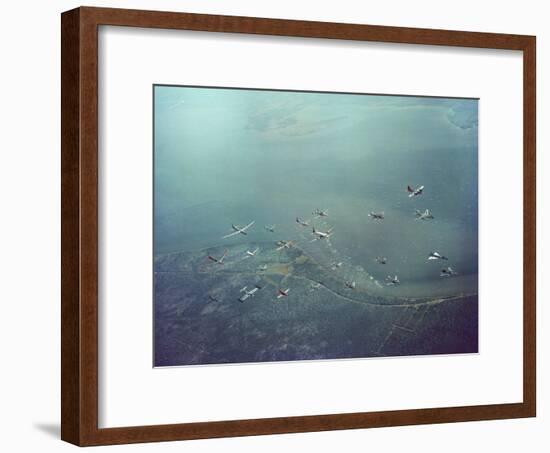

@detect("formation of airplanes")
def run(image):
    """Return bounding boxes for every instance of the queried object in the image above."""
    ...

[236,283,293,302]
[210,184,460,305]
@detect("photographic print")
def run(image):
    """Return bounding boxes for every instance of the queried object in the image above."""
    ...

[153,85,478,367]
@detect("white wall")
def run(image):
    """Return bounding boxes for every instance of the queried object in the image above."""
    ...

[0,0,547,451]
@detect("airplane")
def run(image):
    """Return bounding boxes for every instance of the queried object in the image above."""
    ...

[428,251,448,261]
[368,211,385,220]
[309,282,322,291]
[407,185,425,198]
[239,285,262,302]
[296,217,310,227]
[276,240,295,251]
[330,261,343,270]
[257,264,268,272]
[264,225,276,233]
[386,275,400,285]
[208,295,219,302]
[345,280,356,290]
[440,267,457,277]
[375,256,387,265]
[222,221,255,238]
[207,249,228,264]
[245,247,259,257]
[313,208,329,218]
[276,288,290,299]
[311,225,334,241]
[415,209,434,220]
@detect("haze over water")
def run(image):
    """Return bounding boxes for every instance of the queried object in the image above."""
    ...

[154,86,478,298]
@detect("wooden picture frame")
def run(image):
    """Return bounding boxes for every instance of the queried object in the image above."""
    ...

[61,6,536,446]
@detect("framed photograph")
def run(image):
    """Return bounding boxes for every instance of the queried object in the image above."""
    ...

[61,6,536,446]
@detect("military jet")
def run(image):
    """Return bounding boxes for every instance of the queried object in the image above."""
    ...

[368,211,385,220]
[440,267,457,277]
[245,247,259,257]
[345,280,356,290]
[330,261,343,270]
[207,249,228,264]
[276,288,290,299]
[375,256,388,265]
[276,240,295,251]
[264,225,276,233]
[311,225,334,241]
[296,217,310,227]
[208,295,219,302]
[415,209,434,220]
[386,275,400,285]
[428,251,448,261]
[313,208,329,218]
[239,285,262,302]
[407,185,425,198]
[257,264,268,272]
[222,221,255,238]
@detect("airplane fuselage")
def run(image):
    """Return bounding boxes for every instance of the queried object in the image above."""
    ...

[312,226,333,239]
[408,185,424,197]
[277,289,290,299]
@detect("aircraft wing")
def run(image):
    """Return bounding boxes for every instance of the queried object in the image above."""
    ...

[241,220,255,231]
[222,230,242,239]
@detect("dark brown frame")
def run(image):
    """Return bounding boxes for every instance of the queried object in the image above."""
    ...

[61,6,536,446]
